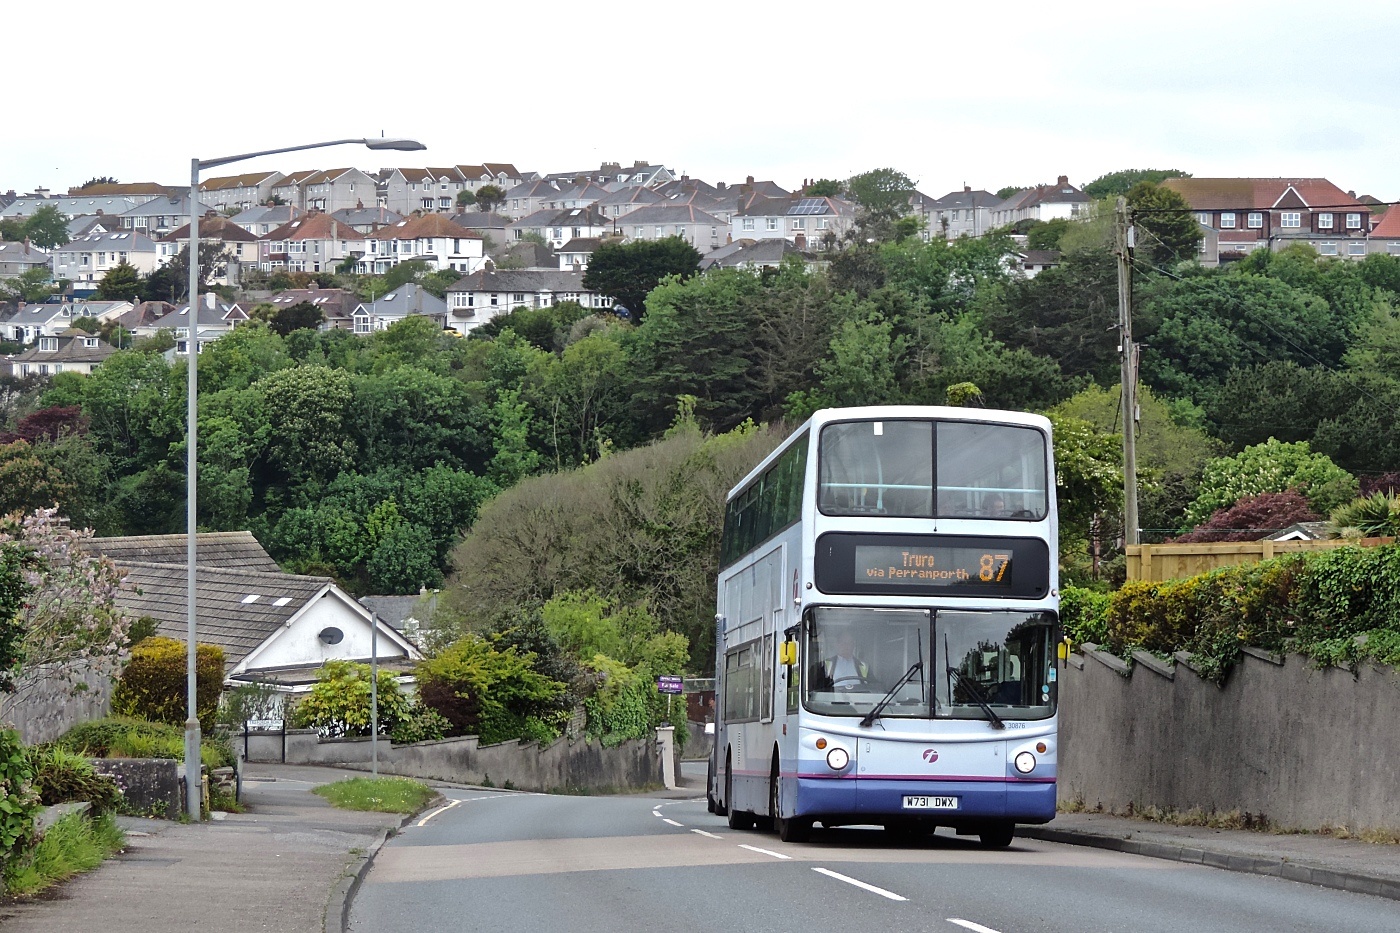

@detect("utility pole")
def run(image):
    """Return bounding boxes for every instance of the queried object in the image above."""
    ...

[1115,197,1140,547]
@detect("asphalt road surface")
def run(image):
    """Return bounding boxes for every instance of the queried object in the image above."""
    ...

[349,788,1400,933]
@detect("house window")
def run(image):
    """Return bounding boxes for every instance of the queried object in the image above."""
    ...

[552,228,563,239]
[40,337,57,351]
[1281,212,1301,228]
[742,218,755,231]
[675,226,686,238]
[1347,213,1362,229]
[490,294,499,306]
[84,337,98,348]
[1318,213,1334,229]
[1220,212,1236,228]
[1318,243,1337,255]
[1195,212,1211,226]
[766,218,779,231]
[1248,212,1263,228]
[354,317,371,334]
[654,226,663,237]
[791,218,804,230]
[572,227,581,238]
[512,293,526,304]
[1349,242,1366,256]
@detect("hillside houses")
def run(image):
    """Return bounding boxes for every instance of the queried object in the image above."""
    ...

[444,269,612,332]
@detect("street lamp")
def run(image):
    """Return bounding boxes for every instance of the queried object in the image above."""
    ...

[184,136,424,818]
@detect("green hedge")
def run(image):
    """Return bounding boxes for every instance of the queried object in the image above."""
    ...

[54,717,235,770]
[1063,543,1400,683]
[111,637,224,734]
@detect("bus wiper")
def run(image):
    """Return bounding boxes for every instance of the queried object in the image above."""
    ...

[945,666,1006,730]
[860,660,923,728]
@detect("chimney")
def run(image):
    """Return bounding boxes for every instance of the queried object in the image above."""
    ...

[746,176,755,185]
[964,185,971,193]
[204,292,215,310]
[1057,175,1069,186]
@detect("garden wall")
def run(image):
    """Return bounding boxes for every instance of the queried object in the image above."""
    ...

[242,728,664,793]
[0,662,115,745]
[1058,645,1400,830]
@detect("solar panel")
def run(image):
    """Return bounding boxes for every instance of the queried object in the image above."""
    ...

[789,198,827,216]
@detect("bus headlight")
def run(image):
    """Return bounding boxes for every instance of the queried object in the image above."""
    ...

[1014,752,1036,774]
[826,747,850,771]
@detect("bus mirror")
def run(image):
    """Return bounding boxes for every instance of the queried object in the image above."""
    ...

[1057,640,1069,660]
[779,641,798,667]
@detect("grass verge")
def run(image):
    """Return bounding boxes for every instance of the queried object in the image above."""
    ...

[4,812,126,897]
[312,777,436,814]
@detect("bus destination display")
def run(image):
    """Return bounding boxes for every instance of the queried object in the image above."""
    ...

[815,533,1050,599]
[853,544,1011,587]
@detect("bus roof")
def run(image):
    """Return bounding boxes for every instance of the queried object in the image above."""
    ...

[726,406,1053,504]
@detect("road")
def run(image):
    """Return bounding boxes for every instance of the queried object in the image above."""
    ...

[349,786,1400,933]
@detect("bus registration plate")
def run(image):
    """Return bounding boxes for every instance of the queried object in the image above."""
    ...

[902,795,958,810]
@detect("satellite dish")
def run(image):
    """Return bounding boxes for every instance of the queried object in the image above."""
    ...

[317,627,344,645]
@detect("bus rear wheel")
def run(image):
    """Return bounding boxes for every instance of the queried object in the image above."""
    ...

[978,822,1015,848]
[725,754,753,830]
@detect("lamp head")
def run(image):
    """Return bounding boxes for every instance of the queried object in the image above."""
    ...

[363,138,426,152]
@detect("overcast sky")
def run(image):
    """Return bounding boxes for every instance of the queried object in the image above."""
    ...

[6,1,1398,201]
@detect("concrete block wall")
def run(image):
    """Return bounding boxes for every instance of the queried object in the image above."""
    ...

[243,728,663,793]
[0,662,116,745]
[1058,646,1400,830]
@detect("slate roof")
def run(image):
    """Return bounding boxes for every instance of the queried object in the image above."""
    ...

[200,171,282,192]
[229,205,302,230]
[931,187,1002,210]
[559,237,605,253]
[700,239,811,269]
[997,177,1090,212]
[115,561,331,665]
[52,231,157,254]
[448,211,512,231]
[85,531,282,572]
[447,268,590,294]
[262,212,366,243]
[359,595,422,629]
[161,215,259,242]
[372,213,478,240]
[120,195,215,219]
[8,333,116,365]
[1160,178,1366,212]
[511,206,610,229]
[66,183,176,197]
[0,242,48,266]
[615,203,724,226]
[596,186,663,210]
[331,206,402,229]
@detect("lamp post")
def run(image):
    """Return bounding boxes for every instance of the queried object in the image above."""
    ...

[184,136,424,819]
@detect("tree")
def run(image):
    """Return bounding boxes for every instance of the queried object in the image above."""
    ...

[292,660,411,737]
[1172,490,1320,543]
[1026,217,1072,251]
[21,206,70,250]
[475,184,506,213]
[0,441,73,517]
[1083,169,1189,199]
[268,300,324,336]
[0,267,57,303]
[77,177,118,189]
[94,261,142,301]
[846,167,916,241]
[455,189,476,209]
[995,185,1024,200]
[142,242,230,302]
[415,634,567,744]
[804,178,844,197]
[582,237,701,320]
[1184,438,1357,528]
[1127,181,1200,266]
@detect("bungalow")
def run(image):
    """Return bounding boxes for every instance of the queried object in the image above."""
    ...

[139,294,251,355]
[265,288,359,330]
[8,331,116,377]
[351,283,448,334]
[444,269,612,332]
[508,207,610,250]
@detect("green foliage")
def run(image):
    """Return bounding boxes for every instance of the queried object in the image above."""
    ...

[3,810,124,897]
[1026,217,1071,251]
[0,267,58,303]
[804,178,844,197]
[0,728,42,876]
[1048,413,1122,551]
[1184,438,1356,528]
[389,704,451,744]
[1060,585,1111,646]
[846,167,916,240]
[1082,169,1189,199]
[474,185,506,213]
[268,300,324,336]
[1127,181,1201,266]
[312,776,436,813]
[415,634,567,745]
[26,746,123,813]
[291,660,411,738]
[111,636,224,733]
[582,237,702,320]
[15,205,70,250]
[1330,492,1400,537]
[54,717,236,770]
[94,261,143,301]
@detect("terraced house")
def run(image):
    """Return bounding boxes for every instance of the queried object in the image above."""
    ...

[1162,177,1373,262]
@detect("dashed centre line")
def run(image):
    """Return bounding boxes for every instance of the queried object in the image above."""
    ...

[738,844,792,860]
[947,920,1002,933]
[662,818,684,827]
[812,867,907,901]
[690,829,722,839]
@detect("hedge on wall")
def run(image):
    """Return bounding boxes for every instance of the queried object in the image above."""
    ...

[1069,543,1400,683]
[111,636,224,733]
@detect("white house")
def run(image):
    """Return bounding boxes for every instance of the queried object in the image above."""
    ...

[352,283,448,334]
[362,214,485,274]
[8,331,116,377]
[989,176,1091,228]
[508,207,611,250]
[51,231,160,288]
[614,203,728,253]
[731,196,853,249]
[443,269,612,332]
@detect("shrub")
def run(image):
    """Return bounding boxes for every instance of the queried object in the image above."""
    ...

[0,728,41,877]
[111,637,224,733]
[415,635,567,745]
[389,704,451,745]
[54,717,235,770]
[290,660,411,738]
[26,745,123,813]
[1173,490,1321,543]
[1059,586,1111,646]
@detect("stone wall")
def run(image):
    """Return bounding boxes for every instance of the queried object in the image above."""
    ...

[243,729,664,793]
[1058,645,1400,830]
[0,662,115,745]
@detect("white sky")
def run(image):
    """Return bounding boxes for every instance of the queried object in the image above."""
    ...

[6,1,1399,200]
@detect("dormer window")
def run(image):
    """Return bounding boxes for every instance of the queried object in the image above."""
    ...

[39,337,58,351]
[84,337,99,348]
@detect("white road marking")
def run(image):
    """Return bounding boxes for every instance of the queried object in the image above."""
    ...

[652,810,663,817]
[416,799,461,827]
[691,829,722,839]
[947,920,1002,933]
[663,818,684,827]
[812,867,907,901]
[738,844,792,860]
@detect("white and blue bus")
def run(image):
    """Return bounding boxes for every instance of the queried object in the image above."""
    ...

[707,406,1059,846]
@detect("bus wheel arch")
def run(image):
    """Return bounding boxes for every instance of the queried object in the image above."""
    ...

[770,748,810,843]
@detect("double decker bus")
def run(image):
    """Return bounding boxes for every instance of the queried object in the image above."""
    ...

[707,406,1059,846]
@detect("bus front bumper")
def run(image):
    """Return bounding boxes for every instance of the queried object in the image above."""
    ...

[793,776,1056,824]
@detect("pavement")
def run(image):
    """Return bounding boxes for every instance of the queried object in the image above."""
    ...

[1,763,1397,933]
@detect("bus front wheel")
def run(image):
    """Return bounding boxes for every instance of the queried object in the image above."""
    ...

[770,754,810,843]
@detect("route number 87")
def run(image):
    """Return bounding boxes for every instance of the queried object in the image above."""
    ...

[978,553,1011,582]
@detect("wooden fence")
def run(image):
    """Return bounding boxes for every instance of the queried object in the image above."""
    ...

[1125,537,1393,582]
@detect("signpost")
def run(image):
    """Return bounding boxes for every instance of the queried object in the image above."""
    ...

[657,675,683,719]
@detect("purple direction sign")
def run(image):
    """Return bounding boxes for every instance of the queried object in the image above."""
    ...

[656,675,684,695]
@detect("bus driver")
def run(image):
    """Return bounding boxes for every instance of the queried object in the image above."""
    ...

[812,630,869,691]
